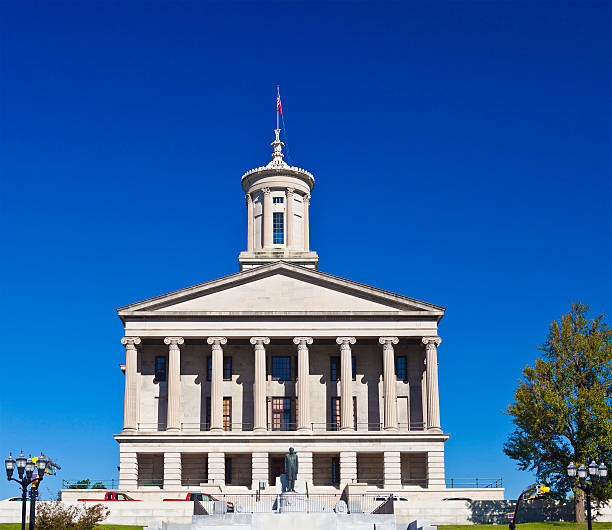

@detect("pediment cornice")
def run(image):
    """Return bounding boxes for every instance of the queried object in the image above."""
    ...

[117,261,445,321]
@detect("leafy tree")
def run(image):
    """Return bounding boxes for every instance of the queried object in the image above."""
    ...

[504,302,612,522]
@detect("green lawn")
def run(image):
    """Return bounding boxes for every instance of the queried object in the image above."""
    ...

[0,523,143,530]
[438,522,612,530]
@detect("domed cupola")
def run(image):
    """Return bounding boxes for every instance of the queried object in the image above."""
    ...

[238,129,319,270]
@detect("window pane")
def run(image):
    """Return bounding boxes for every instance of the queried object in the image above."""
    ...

[223,357,232,380]
[271,397,293,431]
[155,357,167,382]
[273,197,284,204]
[223,397,232,431]
[206,356,212,382]
[272,356,291,381]
[330,357,339,381]
[273,212,284,244]
[331,397,341,431]
[352,356,356,380]
[396,357,407,381]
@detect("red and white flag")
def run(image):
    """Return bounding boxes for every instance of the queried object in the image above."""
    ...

[277,93,282,115]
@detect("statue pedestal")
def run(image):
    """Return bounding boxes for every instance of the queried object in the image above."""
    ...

[279,492,308,513]
[275,474,306,494]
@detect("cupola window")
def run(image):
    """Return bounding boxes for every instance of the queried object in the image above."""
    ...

[273,212,284,244]
[273,197,284,204]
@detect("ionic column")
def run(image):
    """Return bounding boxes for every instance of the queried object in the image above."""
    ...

[121,336,141,432]
[379,337,399,431]
[250,337,270,432]
[422,337,442,432]
[207,337,227,432]
[303,193,310,251]
[246,193,254,251]
[336,337,356,431]
[262,188,272,248]
[164,337,184,431]
[294,337,313,431]
[286,188,295,248]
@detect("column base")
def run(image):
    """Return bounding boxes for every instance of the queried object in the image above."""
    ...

[383,426,399,432]
[121,427,137,433]
[296,427,312,433]
[427,426,443,433]
[210,427,224,433]
[253,427,267,434]
[340,426,354,431]
[166,427,180,433]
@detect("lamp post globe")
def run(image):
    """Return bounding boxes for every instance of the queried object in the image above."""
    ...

[25,457,34,480]
[567,462,577,478]
[5,453,15,480]
[36,455,47,476]
[578,464,588,482]
[16,452,26,477]
[600,463,608,483]
[588,461,598,477]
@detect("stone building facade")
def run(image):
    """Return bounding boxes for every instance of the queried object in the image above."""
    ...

[115,128,449,495]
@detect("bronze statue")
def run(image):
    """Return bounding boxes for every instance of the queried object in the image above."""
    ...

[284,447,299,492]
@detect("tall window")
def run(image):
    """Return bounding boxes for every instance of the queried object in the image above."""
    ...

[330,397,357,430]
[331,457,340,484]
[273,212,284,244]
[395,356,408,382]
[206,356,232,381]
[271,356,291,381]
[205,397,232,431]
[331,397,341,431]
[271,397,294,431]
[330,356,356,381]
[154,356,167,382]
[225,457,232,484]
[223,397,232,431]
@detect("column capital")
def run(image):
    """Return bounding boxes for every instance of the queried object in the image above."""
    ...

[121,337,141,348]
[245,192,252,205]
[286,187,295,197]
[250,336,270,345]
[262,187,271,196]
[293,336,313,345]
[336,337,356,345]
[304,193,311,204]
[207,337,227,345]
[379,337,399,346]
[164,337,184,347]
[422,337,442,348]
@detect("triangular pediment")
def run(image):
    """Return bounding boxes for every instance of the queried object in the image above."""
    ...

[118,262,444,316]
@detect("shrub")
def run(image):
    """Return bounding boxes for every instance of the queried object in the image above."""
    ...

[36,501,110,529]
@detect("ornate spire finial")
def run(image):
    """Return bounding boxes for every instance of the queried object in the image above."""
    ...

[269,128,288,168]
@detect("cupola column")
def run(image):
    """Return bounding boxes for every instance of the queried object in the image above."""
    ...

[303,193,310,251]
[336,337,356,431]
[246,193,254,252]
[263,188,272,248]
[286,188,295,248]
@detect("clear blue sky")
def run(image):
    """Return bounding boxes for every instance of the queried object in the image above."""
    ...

[1,1,610,501]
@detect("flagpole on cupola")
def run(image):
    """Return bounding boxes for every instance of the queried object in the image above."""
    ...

[276,85,281,131]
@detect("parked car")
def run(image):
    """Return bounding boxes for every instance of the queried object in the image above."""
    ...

[2,497,29,502]
[77,492,140,501]
[163,492,234,511]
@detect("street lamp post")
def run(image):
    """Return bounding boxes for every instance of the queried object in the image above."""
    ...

[5,451,47,530]
[567,460,608,530]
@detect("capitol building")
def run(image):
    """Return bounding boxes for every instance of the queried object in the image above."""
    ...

[115,126,450,498]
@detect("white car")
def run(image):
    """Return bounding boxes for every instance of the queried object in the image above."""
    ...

[375,496,408,502]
